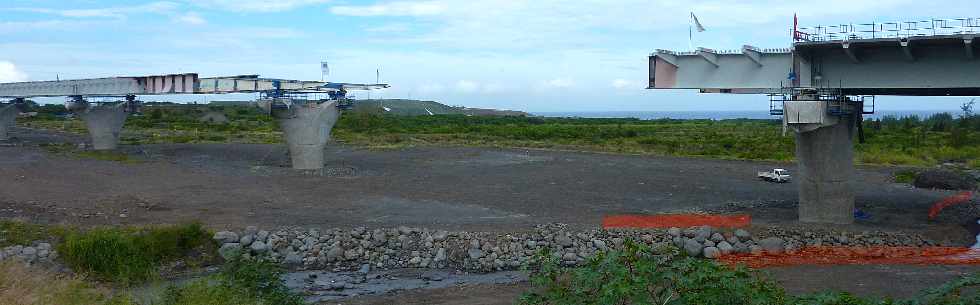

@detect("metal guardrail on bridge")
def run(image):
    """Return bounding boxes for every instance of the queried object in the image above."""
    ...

[795,17,980,42]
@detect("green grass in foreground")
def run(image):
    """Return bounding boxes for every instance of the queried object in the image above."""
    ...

[17,104,980,168]
[521,240,980,305]
[57,223,214,285]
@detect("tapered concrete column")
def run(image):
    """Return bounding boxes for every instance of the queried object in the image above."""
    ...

[794,114,857,224]
[79,103,128,150]
[279,101,340,170]
[0,104,18,140]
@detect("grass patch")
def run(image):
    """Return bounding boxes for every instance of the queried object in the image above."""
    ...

[894,169,919,184]
[520,240,979,305]
[160,259,303,305]
[40,143,138,163]
[0,220,63,248]
[0,260,134,305]
[57,223,214,285]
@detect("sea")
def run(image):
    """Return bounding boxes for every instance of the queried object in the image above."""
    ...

[531,110,959,121]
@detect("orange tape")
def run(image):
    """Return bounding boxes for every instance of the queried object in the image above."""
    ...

[602,214,751,229]
[928,191,974,220]
[718,246,980,268]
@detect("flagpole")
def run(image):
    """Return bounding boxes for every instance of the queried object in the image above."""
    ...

[689,12,694,51]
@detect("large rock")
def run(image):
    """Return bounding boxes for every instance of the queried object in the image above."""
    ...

[250,241,269,253]
[214,231,239,244]
[218,243,242,260]
[716,241,734,255]
[914,169,976,190]
[734,229,751,241]
[683,239,703,256]
[326,246,344,262]
[759,237,785,255]
[702,246,720,259]
[555,234,574,247]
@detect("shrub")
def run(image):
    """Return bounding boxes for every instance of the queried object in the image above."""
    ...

[519,240,787,305]
[160,259,303,305]
[57,223,212,285]
[520,240,979,305]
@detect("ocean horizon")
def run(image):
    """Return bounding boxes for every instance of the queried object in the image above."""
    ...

[531,110,962,120]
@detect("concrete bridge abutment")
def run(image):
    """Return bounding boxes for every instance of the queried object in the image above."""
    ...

[789,102,859,224]
[275,101,341,170]
[78,103,128,150]
[0,104,18,140]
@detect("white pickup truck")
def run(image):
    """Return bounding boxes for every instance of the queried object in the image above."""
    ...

[758,168,791,183]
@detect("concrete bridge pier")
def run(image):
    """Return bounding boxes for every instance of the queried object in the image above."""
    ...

[790,103,858,224]
[276,101,340,170]
[0,103,18,140]
[78,103,128,150]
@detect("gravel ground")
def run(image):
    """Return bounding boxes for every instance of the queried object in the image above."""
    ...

[1,126,978,303]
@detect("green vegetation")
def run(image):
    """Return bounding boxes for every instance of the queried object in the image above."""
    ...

[57,223,214,285]
[159,259,303,305]
[894,169,919,184]
[0,260,135,305]
[0,220,64,248]
[17,101,980,168]
[520,240,980,305]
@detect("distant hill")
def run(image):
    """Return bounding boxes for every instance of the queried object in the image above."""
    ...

[353,99,527,117]
[208,99,526,117]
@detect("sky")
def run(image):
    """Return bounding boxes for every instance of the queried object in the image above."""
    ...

[1,0,977,112]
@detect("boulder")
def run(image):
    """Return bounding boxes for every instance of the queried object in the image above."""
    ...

[759,237,785,255]
[702,246,721,259]
[717,241,734,255]
[914,169,976,190]
[218,243,242,260]
[683,239,703,256]
[213,231,239,244]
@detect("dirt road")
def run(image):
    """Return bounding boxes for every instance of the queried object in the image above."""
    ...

[0,127,969,236]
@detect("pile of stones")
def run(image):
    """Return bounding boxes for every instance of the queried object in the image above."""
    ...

[213,223,938,272]
[0,242,55,264]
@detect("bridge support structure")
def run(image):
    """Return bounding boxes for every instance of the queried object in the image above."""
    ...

[792,112,857,224]
[0,103,18,140]
[260,99,341,170]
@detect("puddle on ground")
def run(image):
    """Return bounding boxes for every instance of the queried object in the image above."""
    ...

[283,268,526,303]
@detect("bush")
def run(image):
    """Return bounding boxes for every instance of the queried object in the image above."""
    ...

[160,259,303,305]
[519,240,787,305]
[520,240,979,305]
[58,223,213,285]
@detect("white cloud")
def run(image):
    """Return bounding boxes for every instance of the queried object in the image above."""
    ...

[174,12,206,25]
[15,2,179,19]
[611,78,642,90]
[192,0,331,13]
[455,80,479,93]
[330,1,447,16]
[542,78,574,89]
[0,61,28,82]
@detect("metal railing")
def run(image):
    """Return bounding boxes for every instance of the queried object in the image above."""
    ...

[795,17,980,42]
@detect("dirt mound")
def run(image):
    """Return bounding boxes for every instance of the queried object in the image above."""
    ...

[914,169,977,190]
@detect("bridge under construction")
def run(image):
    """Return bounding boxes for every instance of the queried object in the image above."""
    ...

[649,17,980,224]
[0,74,388,170]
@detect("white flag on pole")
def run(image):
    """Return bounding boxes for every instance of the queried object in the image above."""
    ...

[691,12,705,32]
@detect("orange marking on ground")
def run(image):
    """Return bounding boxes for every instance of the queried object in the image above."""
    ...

[602,214,751,229]
[718,246,980,268]
[928,191,974,220]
